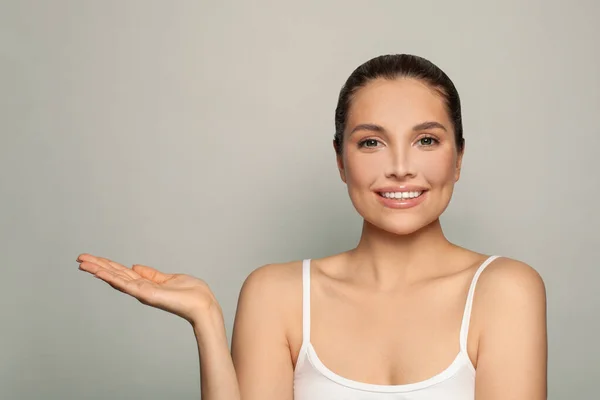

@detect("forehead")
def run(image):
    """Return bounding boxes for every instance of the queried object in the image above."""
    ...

[347,78,451,131]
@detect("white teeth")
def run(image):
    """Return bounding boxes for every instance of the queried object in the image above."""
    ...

[380,191,423,199]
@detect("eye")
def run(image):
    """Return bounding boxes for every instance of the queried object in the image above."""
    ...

[358,138,382,148]
[417,136,439,147]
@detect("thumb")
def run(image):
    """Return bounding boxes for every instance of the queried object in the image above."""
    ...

[132,264,171,283]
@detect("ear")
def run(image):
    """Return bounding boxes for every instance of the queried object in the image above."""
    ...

[334,140,347,183]
[455,140,465,182]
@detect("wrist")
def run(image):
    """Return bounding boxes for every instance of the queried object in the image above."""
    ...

[190,304,226,340]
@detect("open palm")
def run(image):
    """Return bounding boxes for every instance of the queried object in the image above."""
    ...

[77,253,218,323]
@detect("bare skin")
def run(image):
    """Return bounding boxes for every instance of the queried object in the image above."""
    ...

[78,77,547,399]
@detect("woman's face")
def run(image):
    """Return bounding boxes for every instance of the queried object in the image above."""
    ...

[336,78,463,236]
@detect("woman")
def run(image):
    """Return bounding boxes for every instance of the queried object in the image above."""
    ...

[77,54,547,399]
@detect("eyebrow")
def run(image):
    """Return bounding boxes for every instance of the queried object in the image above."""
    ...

[349,121,447,136]
[413,121,447,132]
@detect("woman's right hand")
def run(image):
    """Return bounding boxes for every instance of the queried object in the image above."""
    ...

[77,253,221,326]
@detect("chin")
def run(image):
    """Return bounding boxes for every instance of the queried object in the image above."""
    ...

[378,222,427,236]
[365,214,438,237]
[349,194,447,237]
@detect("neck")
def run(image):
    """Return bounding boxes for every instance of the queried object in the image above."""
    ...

[348,219,459,288]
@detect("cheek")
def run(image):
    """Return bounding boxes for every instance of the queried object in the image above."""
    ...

[345,154,384,186]
[415,152,457,184]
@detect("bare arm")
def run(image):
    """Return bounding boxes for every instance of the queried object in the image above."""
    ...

[193,307,240,400]
[231,264,295,400]
[77,255,295,400]
[474,259,547,399]
[192,262,297,400]
[77,254,242,400]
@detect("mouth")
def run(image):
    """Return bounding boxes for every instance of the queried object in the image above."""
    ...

[374,189,428,209]
[376,190,427,200]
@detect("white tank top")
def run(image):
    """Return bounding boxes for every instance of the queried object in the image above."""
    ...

[293,255,500,399]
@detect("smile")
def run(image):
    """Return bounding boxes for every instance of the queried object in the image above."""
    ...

[378,191,424,199]
[375,190,428,209]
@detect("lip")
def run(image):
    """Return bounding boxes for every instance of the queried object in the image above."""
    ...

[374,185,429,192]
[374,187,429,210]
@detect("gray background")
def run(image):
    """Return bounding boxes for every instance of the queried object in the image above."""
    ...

[1,1,598,399]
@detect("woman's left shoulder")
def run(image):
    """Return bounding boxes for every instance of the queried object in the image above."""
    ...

[477,256,547,306]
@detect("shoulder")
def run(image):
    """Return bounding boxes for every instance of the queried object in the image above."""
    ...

[477,256,546,301]
[236,260,304,315]
[240,260,303,293]
[474,256,546,328]
[233,260,306,354]
[239,253,347,295]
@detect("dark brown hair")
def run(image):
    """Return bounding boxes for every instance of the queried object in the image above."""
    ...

[333,54,464,154]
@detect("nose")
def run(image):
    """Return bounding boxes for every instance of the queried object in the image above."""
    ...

[385,145,416,180]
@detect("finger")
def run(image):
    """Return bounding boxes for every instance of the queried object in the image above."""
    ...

[131,264,171,284]
[95,270,159,305]
[79,261,133,282]
[90,256,127,275]
[76,253,97,263]
[78,259,102,274]
[95,269,142,296]
[77,254,113,272]
[77,254,139,280]
[95,268,130,292]
[97,257,140,280]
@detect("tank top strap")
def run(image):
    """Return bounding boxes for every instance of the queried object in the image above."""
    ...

[302,259,311,344]
[459,255,501,352]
